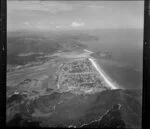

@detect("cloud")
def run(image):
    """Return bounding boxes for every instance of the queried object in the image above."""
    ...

[88,5,104,10]
[56,25,61,29]
[71,22,85,27]
[24,21,29,26]
[50,22,54,25]
[8,1,73,13]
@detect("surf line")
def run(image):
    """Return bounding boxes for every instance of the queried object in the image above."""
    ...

[89,58,118,89]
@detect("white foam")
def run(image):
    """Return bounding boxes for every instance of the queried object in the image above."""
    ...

[89,58,118,89]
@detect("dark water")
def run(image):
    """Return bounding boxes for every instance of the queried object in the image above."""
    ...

[7,28,143,89]
[97,59,142,89]
[80,29,143,89]
[81,29,143,71]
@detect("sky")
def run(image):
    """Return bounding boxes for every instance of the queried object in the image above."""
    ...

[7,0,144,31]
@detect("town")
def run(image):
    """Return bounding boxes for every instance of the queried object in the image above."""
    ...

[55,58,109,93]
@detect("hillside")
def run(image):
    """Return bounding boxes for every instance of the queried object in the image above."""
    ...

[7,31,91,66]
[7,89,142,128]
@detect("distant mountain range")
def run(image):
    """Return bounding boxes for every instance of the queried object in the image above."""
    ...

[7,31,97,65]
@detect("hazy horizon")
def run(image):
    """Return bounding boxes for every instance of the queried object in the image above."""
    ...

[7,0,144,87]
[7,1,144,31]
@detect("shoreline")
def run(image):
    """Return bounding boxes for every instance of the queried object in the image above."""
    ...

[89,57,119,89]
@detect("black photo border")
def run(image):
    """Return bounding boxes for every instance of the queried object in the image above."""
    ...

[0,0,149,128]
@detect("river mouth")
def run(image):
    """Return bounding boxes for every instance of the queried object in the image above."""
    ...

[6,50,142,128]
[7,49,119,97]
